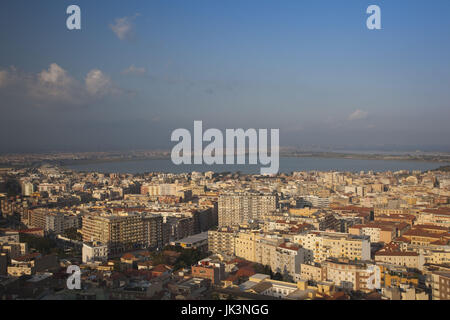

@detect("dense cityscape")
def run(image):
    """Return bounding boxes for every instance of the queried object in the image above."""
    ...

[1,164,449,300]
[2,1,450,313]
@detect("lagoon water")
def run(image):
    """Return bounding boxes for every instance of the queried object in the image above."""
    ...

[65,157,448,174]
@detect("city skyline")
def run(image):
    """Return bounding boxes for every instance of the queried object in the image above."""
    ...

[1,0,450,153]
[2,0,450,306]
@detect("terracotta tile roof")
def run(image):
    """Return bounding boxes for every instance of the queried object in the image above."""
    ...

[151,264,172,273]
[375,251,418,257]
[279,242,300,251]
[235,266,256,278]
[121,253,137,260]
[422,208,450,216]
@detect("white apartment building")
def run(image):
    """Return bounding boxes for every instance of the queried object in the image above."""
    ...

[294,231,371,263]
[82,241,108,264]
[324,259,375,293]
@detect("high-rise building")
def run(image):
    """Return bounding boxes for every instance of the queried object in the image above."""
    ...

[218,192,277,227]
[21,181,34,196]
[82,213,145,254]
[143,214,164,249]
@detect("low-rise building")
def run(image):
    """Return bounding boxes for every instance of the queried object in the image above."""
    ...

[82,241,108,264]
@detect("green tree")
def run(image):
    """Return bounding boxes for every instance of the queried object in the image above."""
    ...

[272,272,283,281]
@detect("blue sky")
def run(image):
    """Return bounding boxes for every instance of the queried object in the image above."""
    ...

[1,0,450,153]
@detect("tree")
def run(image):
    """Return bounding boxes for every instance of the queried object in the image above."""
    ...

[5,178,21,196]
[272,272,283,281]
[253,264,271,276]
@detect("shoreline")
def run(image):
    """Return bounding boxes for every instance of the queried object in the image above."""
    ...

[1,152,450,169]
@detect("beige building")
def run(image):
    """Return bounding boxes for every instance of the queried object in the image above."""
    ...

[324,259,375,293]
[82,212,145,254]
[218,193,277,227]
[240,273,335,300]
[143,214,164,249]
[0,231,28,259]
[209,229,305,278]
[375,251,424,270]
[429,271,450,300]
[300,263,327,282]
[294,231,371,263]
[417,209,450,228]
[423,250,450,265]
[235,232,259,261]
[348,223,397,243]
[208,228,236,256]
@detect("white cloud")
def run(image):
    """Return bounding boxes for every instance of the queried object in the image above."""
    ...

[110,14,139,40]
[122,65,147,76]
[85,69,113,96]
[30,63,79,102]
[0,70,8,87]
[0,66,20,88]
[39,63,71,84]
[348,109,369,121]
[0,64,120,107]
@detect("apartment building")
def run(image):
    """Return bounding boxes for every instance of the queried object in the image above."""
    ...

[27,208,80,234]
[235,232,259,262]
[300,263,327,282]
[289,208,339,231]
[165,216,195,241]
[272,242,305,278]
[417,208,450,228]
[82,241,108,264]
[7,253,58,277]
[82,213,145,254]
[37,183,67,193]
[240,273,335,300]
[401,228,450,246]
[208,228,236,256]
[294,231,371,263]
[375,251,424,270]
[374,207,410,216]
[191,260,225,285]
[348,223,398,243]
[218,192,277,227]
[323,259,376,293]
[303,195,330,208]
[143,214,164,249]
[374,214,416,226]
[209,228,305,278]
[429,271,450,300]
[0,230,28,259]
[140,183,185,197]
[423,250,450,265]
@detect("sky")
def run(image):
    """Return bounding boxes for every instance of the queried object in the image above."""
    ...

[1,0,450,153]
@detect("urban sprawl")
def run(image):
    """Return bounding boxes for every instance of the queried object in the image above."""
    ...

[0,165,449,300]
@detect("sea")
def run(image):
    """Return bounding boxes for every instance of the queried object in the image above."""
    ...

[64,157,449,174]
